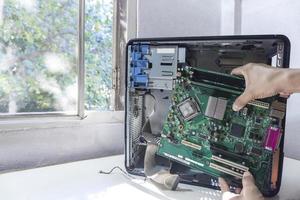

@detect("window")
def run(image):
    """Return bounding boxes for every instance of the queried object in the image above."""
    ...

[0,0,79,114]
[85,0,113,111]
[0,0,114,116]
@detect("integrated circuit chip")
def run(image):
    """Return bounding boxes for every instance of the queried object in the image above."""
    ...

[214,98,227,120]
[255,117,262,125]
[234,142,244,154]
[230,123,245,138]
[178,98,200,121]
[250,147,262,156]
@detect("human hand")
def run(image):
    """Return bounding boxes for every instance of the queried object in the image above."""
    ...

[231,63,291,111]
[218,171,264,200]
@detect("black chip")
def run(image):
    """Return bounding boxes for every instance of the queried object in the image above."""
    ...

[255,117,262,124]
[230,123,245,138]
[249,130,263,141]
[251,147,262,156]
[234,142,244,154]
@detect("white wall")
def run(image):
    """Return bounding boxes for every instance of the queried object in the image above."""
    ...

[137,0,222,37]
[240,0,300,159]
[0,112,124,173]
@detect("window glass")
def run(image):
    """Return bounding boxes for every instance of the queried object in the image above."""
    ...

[85,0,113,111]
[0,0,79,113]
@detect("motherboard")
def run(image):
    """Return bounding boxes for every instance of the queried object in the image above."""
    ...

[126,40,287,196]
[156,66,284,193]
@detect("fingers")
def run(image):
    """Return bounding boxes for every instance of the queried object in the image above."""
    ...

[235,187,242,194]
[232,91,253,111]
[279,92,291,98]
[242,171,256,188]
[218,177,230,192]
[231,66,245,76]
[241,171,264,200]
[219,177,242,200]
[231,65,252,112]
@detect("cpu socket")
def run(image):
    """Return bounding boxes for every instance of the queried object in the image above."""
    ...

[178,98,200,121]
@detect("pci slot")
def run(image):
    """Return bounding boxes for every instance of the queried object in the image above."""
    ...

[211,155,249,172]
[162,152,191,166]
[181,140,202,150]
[248,100,270,109]
[209,163,244,179]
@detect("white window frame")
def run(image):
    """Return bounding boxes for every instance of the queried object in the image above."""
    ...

[0,0,137,130]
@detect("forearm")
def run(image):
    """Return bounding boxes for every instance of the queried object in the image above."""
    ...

[280,69,300,93]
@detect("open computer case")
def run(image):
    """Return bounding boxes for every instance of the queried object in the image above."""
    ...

[124,35,290,197]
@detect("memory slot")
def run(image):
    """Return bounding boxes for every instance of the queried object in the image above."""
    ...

[209,163,243,179]
[211,155,249,172]
[191,81,241,95]
[181,140,202,150]
[191,68,245,89]
[248,100,270,109]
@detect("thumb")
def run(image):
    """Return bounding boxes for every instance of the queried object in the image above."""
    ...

[242,171,256,188]
[232,91,253,111]
[231,66,245,76]
[242,172,264,199]
[218,177,230,192]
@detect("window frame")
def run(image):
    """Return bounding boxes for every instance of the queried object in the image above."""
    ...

[0,0,134,126]
[0,0,85,119]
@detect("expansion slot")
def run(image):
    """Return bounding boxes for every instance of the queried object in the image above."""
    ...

[209,163,244,179]
[184,157,204,167]
[248,100,270,109]
[182,140,202,150]
[211,155,249,172]
[163,152,191,166]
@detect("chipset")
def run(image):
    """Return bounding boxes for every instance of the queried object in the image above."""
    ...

[205,96,227,120]
[230,123,245,138]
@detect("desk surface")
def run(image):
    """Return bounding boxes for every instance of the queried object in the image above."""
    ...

[0,155,299,200]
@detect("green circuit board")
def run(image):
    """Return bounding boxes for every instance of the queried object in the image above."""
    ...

[156,66,282,194]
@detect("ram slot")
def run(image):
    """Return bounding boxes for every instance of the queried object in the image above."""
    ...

[248,100,269,109]
[211,155,249,172]
[209,163,243,179]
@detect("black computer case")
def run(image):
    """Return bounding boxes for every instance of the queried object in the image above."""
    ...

[124,35,290,197]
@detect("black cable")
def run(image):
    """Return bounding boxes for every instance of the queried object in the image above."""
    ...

[99,166,123,174]
[99,166,135,180]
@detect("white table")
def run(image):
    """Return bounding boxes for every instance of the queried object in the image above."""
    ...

[0,155,299,200]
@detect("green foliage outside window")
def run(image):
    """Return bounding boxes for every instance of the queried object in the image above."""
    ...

[0,0,113,113]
